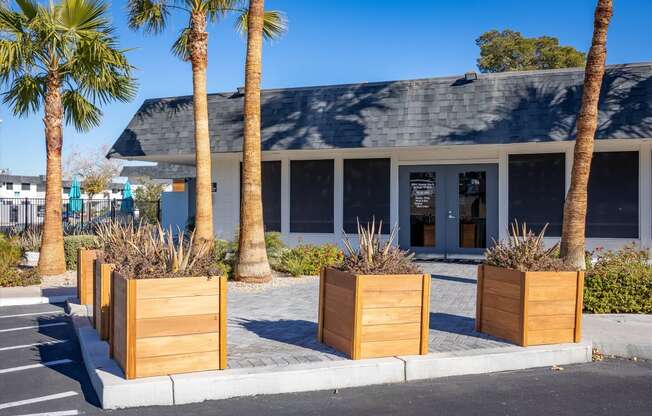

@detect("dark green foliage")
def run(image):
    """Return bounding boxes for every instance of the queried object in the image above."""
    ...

[476,29,585,73]
[0,234,40,287]
[278,244,344,277]
[213,232,287,279]
[133,178,165,224]
[584,245,652,314]
[64,235,100,270]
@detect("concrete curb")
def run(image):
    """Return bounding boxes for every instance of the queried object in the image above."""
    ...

[66,299,595,409]
[585,314,652,360]
[399,342,593,381]
[172,357,405,404]
[0,295,71,307]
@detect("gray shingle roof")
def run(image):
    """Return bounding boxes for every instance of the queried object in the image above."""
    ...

[108,63,652,159]
[120,163,196,179]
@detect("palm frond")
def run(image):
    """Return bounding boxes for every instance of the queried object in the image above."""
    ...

[204,0,239,22]
[127,0,171,34]
[2,73,44,116]
[61,89,102,131]
[171,27,190,60]
[235,9,287,40]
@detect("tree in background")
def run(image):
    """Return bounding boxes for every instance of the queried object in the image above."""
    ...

[476,29,585,73]
[0,0,136,275]
[64,145,122,199]
[235,0,274,282]
[560,0,613,269]
[127,0,285,248]
[133,178,166,224]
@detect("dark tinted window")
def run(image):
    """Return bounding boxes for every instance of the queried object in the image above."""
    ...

[290,160,333,233]
[37,183,45,192]
[509,153,565,236]
[343,158,390,233]
[5,182,13,190]
[586,151,638,238]
[239,161,282,232]
[21,183,30,191]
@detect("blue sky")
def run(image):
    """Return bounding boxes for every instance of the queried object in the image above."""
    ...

[1,0,651,175]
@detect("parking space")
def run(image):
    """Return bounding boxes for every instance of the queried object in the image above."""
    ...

[0,303,99,416]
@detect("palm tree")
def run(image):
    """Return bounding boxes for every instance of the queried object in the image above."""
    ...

[560,0,613,269]
[234,0,270,282]
[0,0,136,275]
[127,0,285,247]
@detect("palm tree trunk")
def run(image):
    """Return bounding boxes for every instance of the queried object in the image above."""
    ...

[560,0,613,269]
[38,74,66,275]
[235,0,271,283]
[189,11,214,246]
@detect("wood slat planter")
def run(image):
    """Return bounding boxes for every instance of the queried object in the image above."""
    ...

[110,273,227,379]
[475,265,584,346]
[93,257,114,341]
[77,249,99,305]
[317,267,430,359]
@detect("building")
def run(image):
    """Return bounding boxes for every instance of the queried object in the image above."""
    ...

[108,63,652,259]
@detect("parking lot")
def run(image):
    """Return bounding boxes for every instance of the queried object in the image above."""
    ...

[0,303,99,416]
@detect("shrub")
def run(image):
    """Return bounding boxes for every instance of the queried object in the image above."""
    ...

[64,235,100,270]
[220,231,287,277]
[96,222,219,279]
[484,221,570,272]
[340,220,420,275]
[278,244,344,277]
[0,235,40,287]
[584,245,652,314]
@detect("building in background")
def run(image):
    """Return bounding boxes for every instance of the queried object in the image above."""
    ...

[109,63,652,259]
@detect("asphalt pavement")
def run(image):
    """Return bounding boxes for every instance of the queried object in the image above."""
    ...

[0,302,651,416]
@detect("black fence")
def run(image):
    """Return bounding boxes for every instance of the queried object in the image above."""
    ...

[0,198,161,233]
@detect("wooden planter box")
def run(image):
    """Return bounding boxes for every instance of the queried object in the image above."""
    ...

[475,265,584,346]
[93,257,114,341]
[77,249,99,305]
[317,267,430,359]
[110,273,227,379]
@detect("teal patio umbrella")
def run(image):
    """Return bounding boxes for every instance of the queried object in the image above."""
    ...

[69,177,82,213]
[121,181,134,214]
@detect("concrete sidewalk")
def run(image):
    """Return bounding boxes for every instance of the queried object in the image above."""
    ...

[584,314,652,360]
[0,285,75,306]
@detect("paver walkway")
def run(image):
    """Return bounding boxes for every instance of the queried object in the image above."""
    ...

[227,262,511,369]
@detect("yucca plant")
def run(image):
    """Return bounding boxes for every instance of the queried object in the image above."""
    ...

[341,219,421,275]
[485,221,570,272]
[96,221,216,279]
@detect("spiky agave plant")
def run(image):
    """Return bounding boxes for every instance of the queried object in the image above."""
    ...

[341,219,420,275]
[485,221,569,271]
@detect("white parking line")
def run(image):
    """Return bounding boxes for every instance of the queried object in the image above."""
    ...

[0,311,64,319]
[0,339,68,352]
[0,391,77,410]
[0,359,74,374]
[13,411,79,416]
[0,322,67,333]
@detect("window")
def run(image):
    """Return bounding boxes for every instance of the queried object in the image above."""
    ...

[290,160,334,233]
[586,151,638,238]
[509,153,565,236]
[63,187,71,195]
[239,161,282,232]
[5,182,13,190]
[21,183,30,191]
[37,183,45,192]
[343,158,390,233]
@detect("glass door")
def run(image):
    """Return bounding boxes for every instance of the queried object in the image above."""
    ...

[399,164,498,258]
[444,165,498,256]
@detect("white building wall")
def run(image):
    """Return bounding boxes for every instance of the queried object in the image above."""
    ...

[207,139,652,256]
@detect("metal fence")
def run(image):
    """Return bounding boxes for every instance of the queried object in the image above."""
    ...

[0,198,161,233]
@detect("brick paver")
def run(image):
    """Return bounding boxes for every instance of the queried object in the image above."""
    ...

[227,262,511,369]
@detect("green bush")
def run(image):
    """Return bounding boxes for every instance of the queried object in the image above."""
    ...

[0,234,40,287]
[278,244,344,277]
[215,232,287,278]
[584,245,652,314]
[64,235,100,270]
